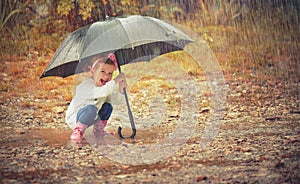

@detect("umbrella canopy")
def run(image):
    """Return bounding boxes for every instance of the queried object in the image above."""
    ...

[40,15,193,78]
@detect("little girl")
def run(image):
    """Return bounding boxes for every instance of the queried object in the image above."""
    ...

[65,53,127,140]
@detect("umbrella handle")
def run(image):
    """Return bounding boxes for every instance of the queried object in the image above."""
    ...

[118,88,136,139]
[117,65,136,139]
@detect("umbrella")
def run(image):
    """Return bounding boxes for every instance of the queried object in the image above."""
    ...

[40,15,193,138]
[40,15,192,78]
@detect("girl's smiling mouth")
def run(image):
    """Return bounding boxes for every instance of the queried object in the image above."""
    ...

[100,79,108,85]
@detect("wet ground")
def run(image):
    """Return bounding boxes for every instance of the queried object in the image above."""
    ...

[0,78,299,183]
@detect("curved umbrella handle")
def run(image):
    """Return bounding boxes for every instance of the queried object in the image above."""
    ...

[118,87,136,139]
[118,126,136,139]
[115,57,136,139]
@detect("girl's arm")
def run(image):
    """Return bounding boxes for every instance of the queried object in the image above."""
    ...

[93,80,116,98]
[107,90,124,105]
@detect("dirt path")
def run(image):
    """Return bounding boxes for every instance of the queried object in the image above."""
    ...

[0,75,299,183]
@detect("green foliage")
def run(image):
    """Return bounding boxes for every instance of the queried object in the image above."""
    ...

[57,0,95,20]
[57,0,73,17]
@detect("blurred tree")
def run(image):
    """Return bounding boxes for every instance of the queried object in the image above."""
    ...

[0,0,29,33]
[55,0,201,29]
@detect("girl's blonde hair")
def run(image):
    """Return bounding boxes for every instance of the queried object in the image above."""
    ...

[91,55,115,71]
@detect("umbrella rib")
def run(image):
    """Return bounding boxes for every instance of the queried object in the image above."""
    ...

[143,16,176,39]
[117,18,134,49]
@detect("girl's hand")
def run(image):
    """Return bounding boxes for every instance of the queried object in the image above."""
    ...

[119,80,127,94]
[114,73,126,83]
[114,73,127,94]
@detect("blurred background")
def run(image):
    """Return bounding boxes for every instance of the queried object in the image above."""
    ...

[1,0,299,79]
[0,0,299,102]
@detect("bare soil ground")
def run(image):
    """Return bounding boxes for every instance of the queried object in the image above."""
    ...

[0,58,299,183]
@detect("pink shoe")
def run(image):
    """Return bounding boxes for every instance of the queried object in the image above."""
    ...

[70,127,83,140]
[70,122,87,140]
[93,120,114,137]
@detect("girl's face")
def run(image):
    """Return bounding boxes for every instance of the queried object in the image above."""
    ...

[93,63,115,87]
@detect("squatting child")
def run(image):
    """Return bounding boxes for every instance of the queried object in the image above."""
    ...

[65,53,127,140]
